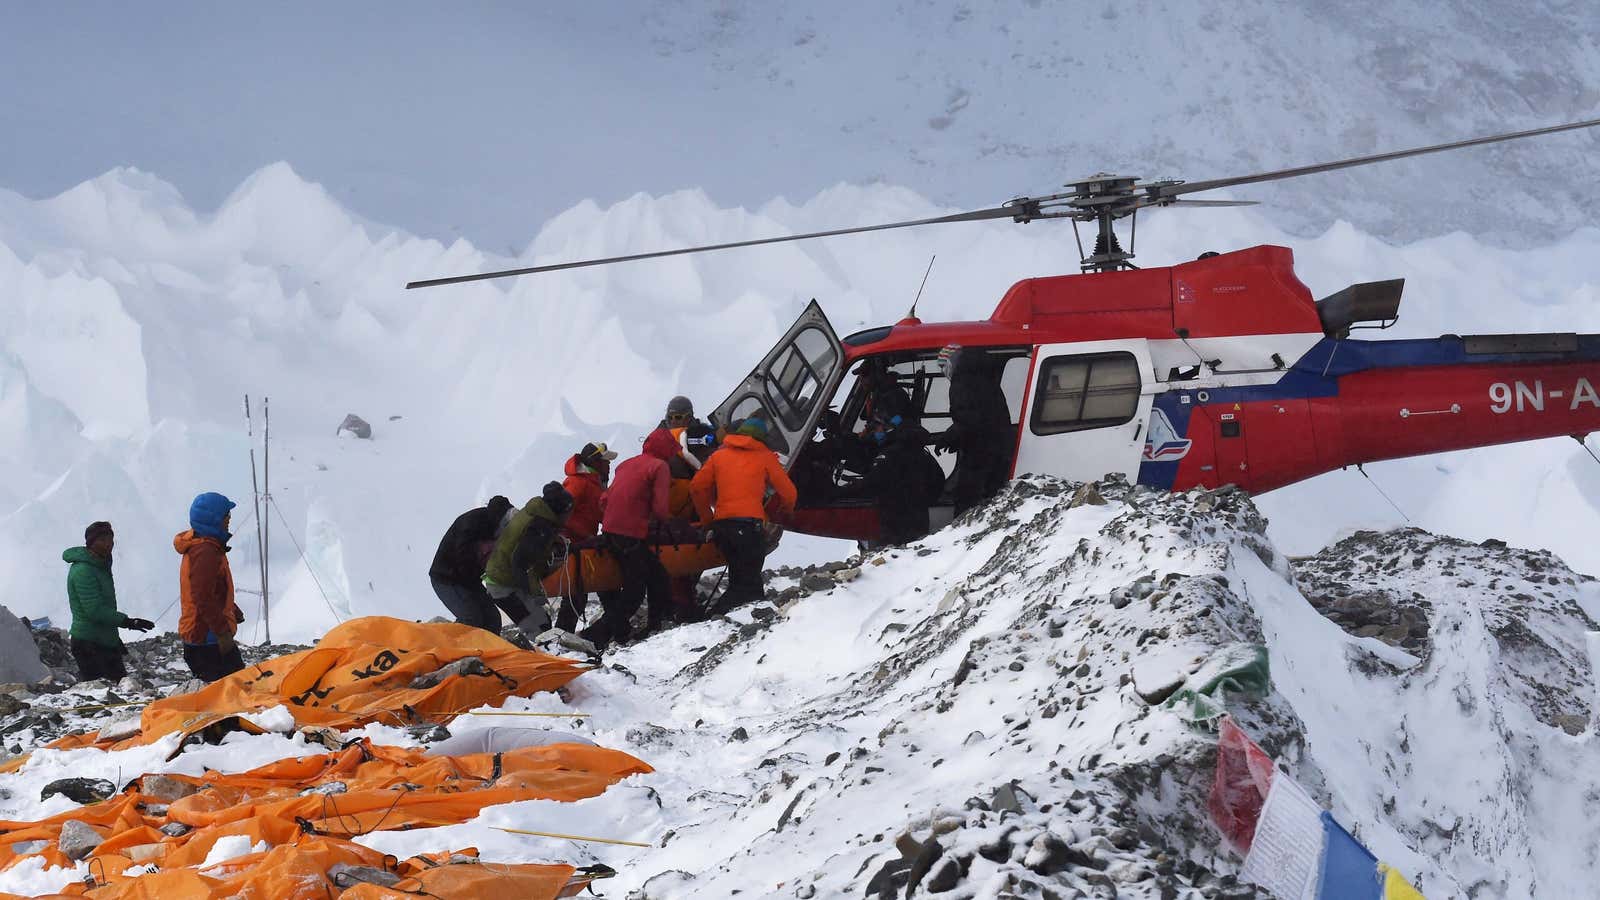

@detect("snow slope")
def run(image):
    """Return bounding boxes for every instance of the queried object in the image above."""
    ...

[6,478,1593,897]
[1,165,1599,643]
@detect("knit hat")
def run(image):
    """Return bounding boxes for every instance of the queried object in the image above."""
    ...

[666,395,695,418]
[84,521,114,545]
[541,481,574,516]
[736,417,769,439]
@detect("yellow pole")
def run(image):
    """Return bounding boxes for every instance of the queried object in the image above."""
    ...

[492,826,651,848]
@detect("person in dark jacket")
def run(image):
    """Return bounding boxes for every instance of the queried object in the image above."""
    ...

[176,492,247,682]
[586,428,678,650]
[483,482,573,636]
[429,495,514,631]
[65,521,153,682]
[857,418,946,546]
[933,344,1013,514]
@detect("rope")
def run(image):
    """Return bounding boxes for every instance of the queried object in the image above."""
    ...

[491,825,651,847]
[1575,434,1600,468]
[1356,464,1410,522]
[268,495,345,624]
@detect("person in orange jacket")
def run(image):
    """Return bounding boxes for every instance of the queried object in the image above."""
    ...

[556,442,619,632]
[690,416,798,610]
[175,491,247,682]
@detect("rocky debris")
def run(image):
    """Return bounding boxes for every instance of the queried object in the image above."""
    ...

[0,605,49,684]
[337,413,373,439]
[140,775,200,803]
[41,777,117,805]
[409,656,492,689]
[2,630,311,752]
[57,819,103,861]
[1294,527,1598,728]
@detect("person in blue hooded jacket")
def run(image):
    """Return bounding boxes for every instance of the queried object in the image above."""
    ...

[175,492,246,682]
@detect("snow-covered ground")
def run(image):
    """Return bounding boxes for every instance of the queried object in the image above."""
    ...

[4,478,1594,897]
[2,164,1599,644]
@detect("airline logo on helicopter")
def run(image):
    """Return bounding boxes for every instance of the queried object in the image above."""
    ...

[1142,408,1193,461]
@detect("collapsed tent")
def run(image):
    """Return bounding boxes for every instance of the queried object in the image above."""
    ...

[16,618,592,759]
[0,738,649,897]
[0,841,599,899]
[542,533,725,599]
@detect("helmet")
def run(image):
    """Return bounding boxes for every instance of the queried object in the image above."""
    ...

[666,396,695,420]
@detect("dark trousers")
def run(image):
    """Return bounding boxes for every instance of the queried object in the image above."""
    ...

[879,505,932,547]
[70,638,127,682]
[953,440,1009,515]
[183,643,245,683]
[554,590,622,633]
[432,577,498,631]
[712,518,767,609]
[582,535,668,651]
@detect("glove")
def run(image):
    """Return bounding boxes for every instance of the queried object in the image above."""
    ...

[123,617,155,632]
[233,607,246,624]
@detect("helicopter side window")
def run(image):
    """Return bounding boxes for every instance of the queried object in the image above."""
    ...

[1032,352,1141,435]
[727,394,790,454]
[763,326,837,431]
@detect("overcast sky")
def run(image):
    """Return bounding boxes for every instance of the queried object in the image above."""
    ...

[5,1,1596,252]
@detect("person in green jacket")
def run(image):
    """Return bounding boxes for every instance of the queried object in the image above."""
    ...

[65,521,154,682]
[482,482,573,636]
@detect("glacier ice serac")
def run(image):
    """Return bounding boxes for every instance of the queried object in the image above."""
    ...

[1,163,1600,642]
[2,477,1595,897]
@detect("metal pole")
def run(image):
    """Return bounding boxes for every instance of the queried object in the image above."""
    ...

[245,396,268,644]
[262,396,272,644]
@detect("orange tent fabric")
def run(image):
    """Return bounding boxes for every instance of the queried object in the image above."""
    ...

[542,539,725,598]
[1,739,649,881]
[35,617,591,755]
[45,836,586,900]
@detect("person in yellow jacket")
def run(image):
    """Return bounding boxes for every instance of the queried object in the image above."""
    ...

[690,417,797,610]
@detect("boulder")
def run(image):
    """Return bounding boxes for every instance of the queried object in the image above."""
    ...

[0,606,48,684]
[336,414,373,439]
[57,820,103,861]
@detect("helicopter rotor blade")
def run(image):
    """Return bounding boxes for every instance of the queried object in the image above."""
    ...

[405,203,1030,289]
[1153,116,1600,201]
[1156,199,1259,208]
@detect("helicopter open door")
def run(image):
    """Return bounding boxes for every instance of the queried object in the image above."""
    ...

[1014,340,1156,483]
[709,299,846,466]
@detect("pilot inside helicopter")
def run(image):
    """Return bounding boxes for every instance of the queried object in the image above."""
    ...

[800,344,1023,531]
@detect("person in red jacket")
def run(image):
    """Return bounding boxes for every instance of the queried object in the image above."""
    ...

[690,417,798,611]
[555,441,618,632]
[586,428,678,650]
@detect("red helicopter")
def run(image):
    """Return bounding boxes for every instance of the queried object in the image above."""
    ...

[411,118,1600,545]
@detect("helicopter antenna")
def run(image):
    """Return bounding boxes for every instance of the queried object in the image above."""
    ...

[406,117,1600,287]
[908,255,936,320]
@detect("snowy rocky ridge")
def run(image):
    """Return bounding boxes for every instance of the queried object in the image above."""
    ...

[8,478,1592,896]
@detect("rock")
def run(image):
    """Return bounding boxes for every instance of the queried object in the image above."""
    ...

[41,777,117,805]
[799,573,835,592]
[1023,832,1073,875]
[160,822,191,837]
[1554,714,1588,735]
[115,675,147,694]
[0,694,25,718]
[904,836,944,894]
[924,856,962,893]
[1070,484,1108,508]
[990,782,1032,814]
[795,884,816,898]
[864,857,911,898]
[57,819,103,860]
[336,413,373,439]
[408,656,489,689]
[0,608,48,685]
[833,567,862,584]
[730,726,749,742]
[329,863,403,888]
[749,606,776,621]
[141,775,199,803]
